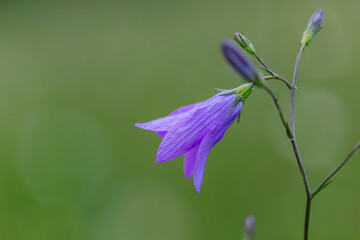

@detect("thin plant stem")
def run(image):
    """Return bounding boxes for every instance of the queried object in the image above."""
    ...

[312,141,360,197]
[290,46,304,134]
[255,53,292,89]
[289,138,312,198]
[254,53,271,70]
[289,46,313,240]
[264,75,292,89]
[263,86,292,139]
[304,197,312,240]
[263,42,358,240]
[263,86,311,198]
[292,46,305,87]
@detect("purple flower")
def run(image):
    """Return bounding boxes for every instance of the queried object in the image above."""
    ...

[221,40,262,84]
[307,9,324,32]
[135,90,243,193]
[243,215,256,239]
[301,9,324,46]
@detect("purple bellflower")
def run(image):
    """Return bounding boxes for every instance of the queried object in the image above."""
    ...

[301,9,324,46]
[136,40,259,193]
[135,83,254,193]
[221,40,264,86]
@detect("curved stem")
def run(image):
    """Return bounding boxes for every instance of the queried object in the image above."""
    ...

[254,53,293,90]
[263,86,293,139]
[290,46,304,134]
[264,86,311,197]
[254,53,271,70]
[264,75,292,89]
[292,46,305,87]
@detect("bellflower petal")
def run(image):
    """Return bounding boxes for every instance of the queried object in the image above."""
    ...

[134,115,178,132]
[221,40,262,83]
[193,104,241,193]
[156,93,235,163]
[136,103,198,139]
[184,145,199,179]
[135,90,243,193]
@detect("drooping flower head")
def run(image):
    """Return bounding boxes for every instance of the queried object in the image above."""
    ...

[301,9,324,46]
[135,84,254,193]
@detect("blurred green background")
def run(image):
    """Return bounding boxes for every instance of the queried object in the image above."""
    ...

[0,0,358,239]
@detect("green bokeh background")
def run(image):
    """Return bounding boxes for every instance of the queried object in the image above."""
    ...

[0,0,359,239]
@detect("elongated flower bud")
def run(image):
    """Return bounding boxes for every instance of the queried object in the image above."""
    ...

[243,215,256,240]
[221,40,263,85]
[234,32,256,55]
[301,9,324,46]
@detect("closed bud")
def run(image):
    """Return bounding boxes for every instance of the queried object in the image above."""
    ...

[301,9,324,46]
[243,215,256,240]
[221,40,264,86]
[234,32,256,55]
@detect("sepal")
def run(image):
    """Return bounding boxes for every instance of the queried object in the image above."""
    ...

[218,83,254,114]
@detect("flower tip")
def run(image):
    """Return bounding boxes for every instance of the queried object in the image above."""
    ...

[193,178,202,194]
[155,152,163,163]
[155,156,163,164]
[315,8,324,16]
[134,122,147,130]
[301,8,325,46]
[184,170,192,179]
[221,39,235,51]
[221,40,262,84]
[312,9,324,25]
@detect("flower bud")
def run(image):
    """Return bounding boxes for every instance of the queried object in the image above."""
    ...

[301,9,324,46]
[243,215,256,240]
[234,32,256,55]
[221,40,264,85]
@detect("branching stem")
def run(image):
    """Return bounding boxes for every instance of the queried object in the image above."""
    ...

[263,86,311,198]
[289,46,313,240]
[264,45,360,240]
[254,53,292,89]
[264,75,292,89]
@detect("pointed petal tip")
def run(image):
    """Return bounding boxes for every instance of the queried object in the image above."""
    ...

[155,152,174,163]
[134,123,144,129]
[184,173,192,179]
[155,157,162,164]
[193,178,202,194]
